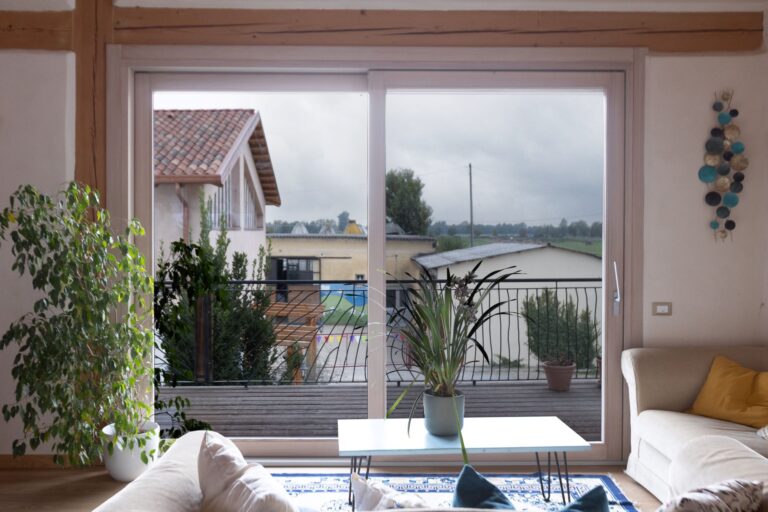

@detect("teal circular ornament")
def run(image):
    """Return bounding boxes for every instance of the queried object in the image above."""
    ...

[732,141,745,154]
[723,192,739,208]
[698,165,717,183]
[718,112,732,125]
[710,220,720,230]
[716,206,731,218]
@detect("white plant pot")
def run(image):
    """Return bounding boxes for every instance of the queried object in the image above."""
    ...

[423,390,464,436]
[102,421,160,482]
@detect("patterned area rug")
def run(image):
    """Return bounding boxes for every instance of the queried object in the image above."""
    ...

[274,472,638,511]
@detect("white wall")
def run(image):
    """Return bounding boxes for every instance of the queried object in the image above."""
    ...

[643,53,768,346]
[0,50,75,455]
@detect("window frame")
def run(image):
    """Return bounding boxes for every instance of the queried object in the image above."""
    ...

[107,45,645,464]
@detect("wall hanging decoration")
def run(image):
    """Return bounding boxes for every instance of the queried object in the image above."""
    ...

[699,89,748,241]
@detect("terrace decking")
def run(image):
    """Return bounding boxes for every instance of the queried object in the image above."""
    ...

[158,380,601,441]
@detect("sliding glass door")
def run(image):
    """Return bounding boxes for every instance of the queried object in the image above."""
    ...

[135,66,627,460]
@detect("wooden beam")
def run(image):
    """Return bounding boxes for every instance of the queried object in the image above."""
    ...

[113,8,763,52]
[73,0,113,195]
[0,10,73,50]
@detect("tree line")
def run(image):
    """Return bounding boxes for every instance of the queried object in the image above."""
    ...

[267,168,602,240]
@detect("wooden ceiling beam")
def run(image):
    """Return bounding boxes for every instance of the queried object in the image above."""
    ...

[112,8,763,52]
[0,10,73,50]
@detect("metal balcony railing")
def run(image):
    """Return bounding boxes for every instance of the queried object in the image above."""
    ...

[154,278,602,386]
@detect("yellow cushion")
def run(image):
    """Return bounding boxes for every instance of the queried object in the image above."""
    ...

[690,356,768,428]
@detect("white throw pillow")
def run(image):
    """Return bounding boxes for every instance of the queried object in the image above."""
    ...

[198,431,299,512]
[350,472,429,510]
[657,479,763,512]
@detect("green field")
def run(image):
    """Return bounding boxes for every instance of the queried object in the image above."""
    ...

[552,239,602,257]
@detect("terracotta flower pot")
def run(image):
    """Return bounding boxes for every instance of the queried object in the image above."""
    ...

[543,362,576,392]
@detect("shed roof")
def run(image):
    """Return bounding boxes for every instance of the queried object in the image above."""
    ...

[413,242,599,269]
[153,109,281,206]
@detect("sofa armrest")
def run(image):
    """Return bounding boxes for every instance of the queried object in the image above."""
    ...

[622,346,768,419]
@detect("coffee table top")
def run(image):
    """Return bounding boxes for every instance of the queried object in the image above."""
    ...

[337,417,591,457]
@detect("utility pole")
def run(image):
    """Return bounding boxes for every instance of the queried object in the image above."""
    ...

[469,163,474,247]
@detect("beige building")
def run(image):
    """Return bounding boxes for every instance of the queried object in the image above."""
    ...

[268,233,436,282]
[153,109,280,266]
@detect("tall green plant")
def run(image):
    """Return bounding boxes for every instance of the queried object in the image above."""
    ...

[0,183,153,466]
[155,196,276,383]
[388,262,519,456]
[522,289,600,368]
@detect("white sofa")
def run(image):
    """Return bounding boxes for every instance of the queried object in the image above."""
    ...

[622,346,768,502]
[94,429,476,512]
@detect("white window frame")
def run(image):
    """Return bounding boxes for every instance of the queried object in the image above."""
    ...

[107,45,644,464]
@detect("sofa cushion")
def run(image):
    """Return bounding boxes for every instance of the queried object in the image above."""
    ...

[670,435,768,497]
[637,410,768,461]
[351,473,429,510]
[198,431,298,512]
[690,356,768,428]
[658,479,763,512]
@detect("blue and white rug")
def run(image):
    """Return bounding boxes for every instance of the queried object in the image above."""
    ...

[274,472,638,511]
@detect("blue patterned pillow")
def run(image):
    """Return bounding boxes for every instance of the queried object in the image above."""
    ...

[452,465,610,512]
[561,485,610,512]
[452,465,516,509]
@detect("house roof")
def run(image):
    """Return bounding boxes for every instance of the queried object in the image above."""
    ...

[413,242,599,269]
[268,233,434,242]
[153,109,281,206]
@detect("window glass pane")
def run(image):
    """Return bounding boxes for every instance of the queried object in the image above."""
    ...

[152,91,368,438]
[385,90,605,442]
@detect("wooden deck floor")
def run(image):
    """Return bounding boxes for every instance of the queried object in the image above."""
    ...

[158,380,601,441]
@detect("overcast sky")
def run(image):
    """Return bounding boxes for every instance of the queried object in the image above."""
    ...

[154,90,604,226]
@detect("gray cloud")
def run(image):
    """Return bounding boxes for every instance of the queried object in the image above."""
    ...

[154,90,604,227]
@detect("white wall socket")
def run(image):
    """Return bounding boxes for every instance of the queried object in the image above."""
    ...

[652,302,672,316]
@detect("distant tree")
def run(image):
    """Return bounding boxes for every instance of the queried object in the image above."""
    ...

[589,221,602,238]
[436,235,469,252]
[569,220,589,238]
[447,225,457,236]
[385,168,433,235]
[428,220,448,236]
[558,218,568,237]
[337,211,350,232]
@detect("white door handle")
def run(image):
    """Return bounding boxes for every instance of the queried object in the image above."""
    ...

[612,260,621,316]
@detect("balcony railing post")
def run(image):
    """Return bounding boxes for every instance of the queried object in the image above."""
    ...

[195,294,213,384]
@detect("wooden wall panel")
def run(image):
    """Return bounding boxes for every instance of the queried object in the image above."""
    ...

[0,10,72,50]
[112,8,764,52]
[73,0,113,195]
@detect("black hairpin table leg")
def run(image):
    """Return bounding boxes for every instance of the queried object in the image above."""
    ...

[536,452,571,505]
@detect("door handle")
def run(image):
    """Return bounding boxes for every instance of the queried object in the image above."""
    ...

[612,260,621,316]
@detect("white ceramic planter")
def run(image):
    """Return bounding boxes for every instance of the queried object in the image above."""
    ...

[102,420,160,482]
[423,391,464,436]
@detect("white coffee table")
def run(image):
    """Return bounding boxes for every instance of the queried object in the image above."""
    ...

[337,416,590,507]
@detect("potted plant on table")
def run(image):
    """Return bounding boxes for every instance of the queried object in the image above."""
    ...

[388,262,519,439]
[0,183,155,480]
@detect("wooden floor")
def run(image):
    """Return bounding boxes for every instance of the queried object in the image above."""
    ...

[0,464,660,511]
[159,380,601,440]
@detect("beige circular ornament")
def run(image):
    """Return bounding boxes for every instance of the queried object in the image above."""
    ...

[704,153,721,166]
[715,176,731,192]
[730,154,749,171]
[723,140,732,151]
[724,124,741,140]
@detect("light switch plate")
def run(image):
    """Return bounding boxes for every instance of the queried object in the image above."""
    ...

[652,302,672,316]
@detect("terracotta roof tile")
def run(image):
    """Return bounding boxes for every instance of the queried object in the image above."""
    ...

[154,109,253,179]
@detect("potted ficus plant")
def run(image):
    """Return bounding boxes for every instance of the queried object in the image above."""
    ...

[388,262,519,440]
[0,183,155,481]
